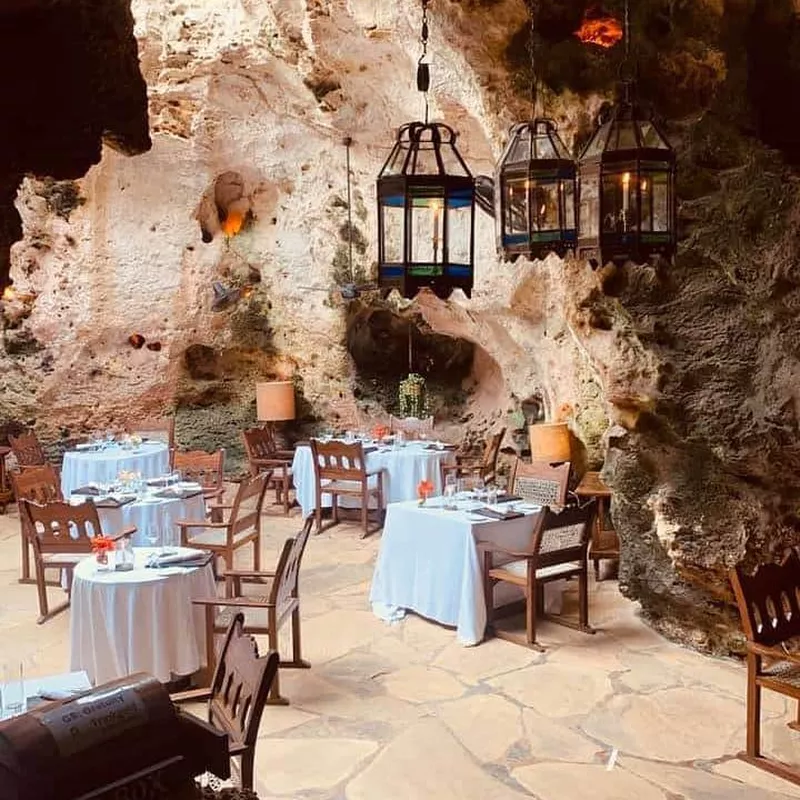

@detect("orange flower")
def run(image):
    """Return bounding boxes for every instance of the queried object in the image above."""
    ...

[91,535,116,554]
[417,479,434,500]
[373,424,389,439]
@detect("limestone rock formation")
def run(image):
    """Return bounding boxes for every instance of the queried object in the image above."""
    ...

[2,0,800,649]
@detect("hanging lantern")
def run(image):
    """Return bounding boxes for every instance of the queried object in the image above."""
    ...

[495,1,576,261]
[376,0,476,299]
[377,122,476,298]
[496,120,577,260]
[576,0,676,268]
[577,88,676,267]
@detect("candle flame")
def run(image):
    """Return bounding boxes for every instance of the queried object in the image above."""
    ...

[574,9,623,48]
[2,286,15,301]
[641,179,648,191]
[622,172,631,186]
[221,210,245,237]
[540,204,547,217]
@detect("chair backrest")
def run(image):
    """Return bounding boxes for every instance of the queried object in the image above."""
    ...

[9,431,46,469]
[511,459,571,507]
[729,552,800,647]
[479,428,506,483]
[227,471,271,542]
[128,417,175,450]
[532,502,596,568]
[389,415,434,437]
[20,499,102,555]
[11,463,63,506]
[310,439,367,483]
[241,427,277,462]
[174,449,225,494]
[268,517,313,627]
[207,612,279,750]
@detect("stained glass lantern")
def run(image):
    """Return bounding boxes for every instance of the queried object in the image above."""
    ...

[495,119,577,261]
[377,121,476,299]
[577,88,676,267]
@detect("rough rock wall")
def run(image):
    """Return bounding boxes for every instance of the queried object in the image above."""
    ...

[3,0,800,649]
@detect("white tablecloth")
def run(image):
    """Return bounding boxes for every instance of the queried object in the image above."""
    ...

[70,492,207,547]
[70,547,216,685]
[370,499,563,646]
[292,441,456,520]
[61,442,170,496]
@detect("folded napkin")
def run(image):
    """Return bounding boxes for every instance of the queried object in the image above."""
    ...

[472,506,525,521]
[152,488,204,500]
[146,550,214,569]
[94,495,137,508]
[495,494,523,504]
[146,477,169,488]
[72,485,101,496]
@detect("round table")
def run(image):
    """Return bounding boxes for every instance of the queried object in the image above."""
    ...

[70,491,207,547]
[292,440,457,520]
[61,442,170,496]
[69,547,216,685]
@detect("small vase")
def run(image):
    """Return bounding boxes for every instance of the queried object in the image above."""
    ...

[418,496,427,506]
[95,551,110,571]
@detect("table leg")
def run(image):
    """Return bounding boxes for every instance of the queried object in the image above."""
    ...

[593,497,606,581]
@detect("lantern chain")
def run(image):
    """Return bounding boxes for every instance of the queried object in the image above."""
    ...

[526,0,538,120]
[344,136,354,284]
[417,0,431,124]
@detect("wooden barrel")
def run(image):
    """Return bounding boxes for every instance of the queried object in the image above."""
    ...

[528,422,571,463]
[0,674,194,800]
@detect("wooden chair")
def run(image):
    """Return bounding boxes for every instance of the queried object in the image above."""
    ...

[10,464,63,584]
[480,501,596,650]
[9,430,47,471]
[177,471,270,574]
[509,458,571,507]
[20,499,136,623]
[174,448,226,505]
[441,427,506,487]
[191,517,313,705]
[729,552,800,786]
[172,612,279,791]
[389,414,434,438]
[128,417,176,450]
[242,427,294,515]
[310,439,384,537]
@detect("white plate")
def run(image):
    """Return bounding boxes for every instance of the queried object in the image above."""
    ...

[176,481,201,490]
[140,496,162,504]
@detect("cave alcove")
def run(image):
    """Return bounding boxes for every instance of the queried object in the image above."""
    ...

[346,302,475,422]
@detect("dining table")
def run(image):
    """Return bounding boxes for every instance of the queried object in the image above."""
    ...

[70,487,207,547]
[370,496,564,646]
[69,547,216,685]
[292,438,457,520]
[60,440,171,497]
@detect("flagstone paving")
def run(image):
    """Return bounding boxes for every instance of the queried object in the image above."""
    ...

[1,502,799,798]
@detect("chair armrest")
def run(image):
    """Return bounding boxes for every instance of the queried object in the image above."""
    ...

[275,449,295,460]
[258,458,292,468]
[749,642,800,665]
[108,526,137,542]
[365,469,387,477]
[177,519,230,530]
[477,541,535,559]
[170,688,212,704]
[228,741,248,756]
[222,569,276,579]
[191,596,275,609]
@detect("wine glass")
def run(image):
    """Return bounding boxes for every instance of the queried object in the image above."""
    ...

[475,477,486,503]
[145,524,160,558]
[444,474,457,509]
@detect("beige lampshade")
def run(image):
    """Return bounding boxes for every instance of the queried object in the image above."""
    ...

[528,422,571,463]
[256,381,296,422]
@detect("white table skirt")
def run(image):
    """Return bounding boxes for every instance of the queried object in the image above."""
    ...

[61,442,170,496]
[292,441,456,520]
[370,499,563,646]
[70,547,216,685]
[70,493,207,547]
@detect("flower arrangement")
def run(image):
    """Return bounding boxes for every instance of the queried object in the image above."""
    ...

[397,373,427,419]
[130,433,143,446]
[91,535,116,566]
[417,478,434,506]
[372,424,390,440]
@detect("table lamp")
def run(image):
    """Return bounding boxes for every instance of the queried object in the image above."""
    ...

[256,381,296,440]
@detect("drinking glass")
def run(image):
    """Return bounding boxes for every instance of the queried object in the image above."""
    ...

[475,478,486,502]
[444,474,457,509]
[1,662,26,719]
[456,478,465,497]
[487,485,498,507]
[146,524,160,555]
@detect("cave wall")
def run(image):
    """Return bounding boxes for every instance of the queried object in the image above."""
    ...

[3,0,800,648]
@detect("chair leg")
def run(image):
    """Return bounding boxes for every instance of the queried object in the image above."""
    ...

[315,496,322,533]
[283,474,290,515]
[360,488,369,538]
[35,558,49,622]
[593,558,600,582]
[282,606,311,669]
[253,532,261,572]
[746,653,762,758]
[578,569,593,632]
[525,582,538,649]
[266,626,289,706]
[21,531,31,583]
[240,751,255,791]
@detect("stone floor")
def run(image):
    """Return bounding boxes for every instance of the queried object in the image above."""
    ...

[1,502,800,799]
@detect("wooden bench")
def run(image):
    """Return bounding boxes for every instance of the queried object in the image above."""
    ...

[730,551,800,786]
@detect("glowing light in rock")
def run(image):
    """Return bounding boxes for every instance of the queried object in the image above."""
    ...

[221,210,245,237]
[574,10,623,48]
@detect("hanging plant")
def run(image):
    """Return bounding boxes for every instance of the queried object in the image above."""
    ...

[397,373,427,418]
